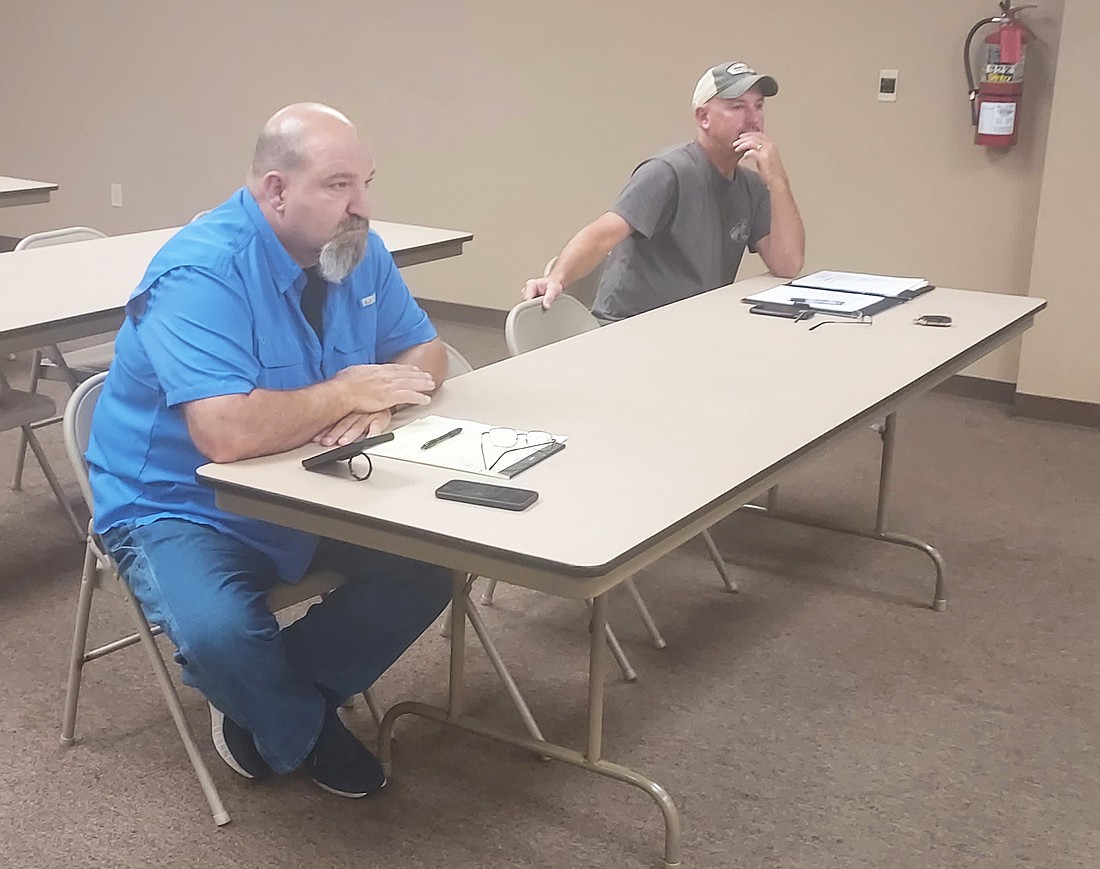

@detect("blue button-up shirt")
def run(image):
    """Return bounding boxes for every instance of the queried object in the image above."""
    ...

[87,188,437,581]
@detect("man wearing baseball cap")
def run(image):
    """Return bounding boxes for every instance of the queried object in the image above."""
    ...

[523,61,804,321]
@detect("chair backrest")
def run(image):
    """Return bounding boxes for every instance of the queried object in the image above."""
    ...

[543,255,605,310]
[505,296,600,357]
[62,372,108,513]
[442,340,474,379]
[15,227,107,250]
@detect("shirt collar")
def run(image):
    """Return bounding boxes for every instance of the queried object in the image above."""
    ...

[238,187,308,296]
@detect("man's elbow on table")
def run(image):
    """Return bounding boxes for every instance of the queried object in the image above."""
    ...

[756,236,804,280]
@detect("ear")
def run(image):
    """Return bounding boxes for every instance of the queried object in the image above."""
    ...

[694,105,709,129]
[260,171,289,213]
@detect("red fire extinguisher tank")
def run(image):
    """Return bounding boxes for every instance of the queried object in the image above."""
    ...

[975,18,1029,147]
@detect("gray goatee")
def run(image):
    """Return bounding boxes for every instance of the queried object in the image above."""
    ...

[318,217,370,282]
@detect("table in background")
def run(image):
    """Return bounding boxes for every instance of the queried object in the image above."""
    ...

[0,221,473,357]
[199,276,1045,866]
[0,176,58,208]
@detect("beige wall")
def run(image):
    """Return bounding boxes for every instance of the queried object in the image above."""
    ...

[1017,0,1100,405]
[0,0,1073,391]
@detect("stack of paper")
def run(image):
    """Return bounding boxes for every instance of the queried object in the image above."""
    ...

[789,270,932,299]
[743,284,883,314]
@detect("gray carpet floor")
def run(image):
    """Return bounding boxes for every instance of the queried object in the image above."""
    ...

[1,320,1097,869]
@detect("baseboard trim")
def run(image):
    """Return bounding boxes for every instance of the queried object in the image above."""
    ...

[1013,393,1100,429]
[417,298,506,330]
[933,374,1016,404]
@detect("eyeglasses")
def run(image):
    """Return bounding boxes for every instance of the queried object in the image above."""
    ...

[808,314,872,331]
[346,453,374,482]
[481,427,553,471]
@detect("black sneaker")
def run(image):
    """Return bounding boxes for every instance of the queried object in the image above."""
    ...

[304,707,386,798]
[210,704,272,781]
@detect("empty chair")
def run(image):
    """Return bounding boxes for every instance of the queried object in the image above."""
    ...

[0,377,80,536]
[59,373,386,826]
[11,228,114,508]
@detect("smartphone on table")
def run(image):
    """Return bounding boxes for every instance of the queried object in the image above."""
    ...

[301,432,395,471]
[435,479,538,511]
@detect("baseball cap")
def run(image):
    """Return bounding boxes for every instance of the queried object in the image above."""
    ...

[692,62,779,109]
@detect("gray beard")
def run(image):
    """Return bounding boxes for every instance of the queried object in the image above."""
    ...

[318,228,369,282]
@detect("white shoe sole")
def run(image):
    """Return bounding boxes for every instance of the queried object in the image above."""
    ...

[210,704,255,779]
[312,776,387,799]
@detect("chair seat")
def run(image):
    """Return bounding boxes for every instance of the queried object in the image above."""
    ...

[0,388,57,430]
[266,569,348,610]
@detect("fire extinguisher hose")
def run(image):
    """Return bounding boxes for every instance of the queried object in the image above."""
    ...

[964,16,1000,125]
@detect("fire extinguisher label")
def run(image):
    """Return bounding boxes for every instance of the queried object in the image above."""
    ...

[978,101,1017,136]
[984,47,1026,82]
[984,63,1018,83]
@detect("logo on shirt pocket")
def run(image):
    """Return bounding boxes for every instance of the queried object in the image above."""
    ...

[729,220,750,244]
[359,294,376,308]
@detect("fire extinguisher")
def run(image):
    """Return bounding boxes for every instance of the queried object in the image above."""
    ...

[964,2,1036,148]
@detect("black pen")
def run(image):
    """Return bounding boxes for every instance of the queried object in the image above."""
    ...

[420,427,462,450]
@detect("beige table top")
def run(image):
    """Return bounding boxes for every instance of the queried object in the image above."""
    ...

[0,175,58,207]
[0,221,472,354]
[199,277,1045,599]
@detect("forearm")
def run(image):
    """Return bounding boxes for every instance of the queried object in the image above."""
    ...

[548,212,631,288]
[389,337,446,390]
[762,177,805,278]
[187,380,353,463]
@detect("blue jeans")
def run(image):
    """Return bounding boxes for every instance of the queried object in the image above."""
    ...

[102,518,451,774]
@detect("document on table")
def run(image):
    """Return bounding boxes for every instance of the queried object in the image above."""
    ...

[743,284,884,314]
[789,270,932,298]
[365,415,567,479]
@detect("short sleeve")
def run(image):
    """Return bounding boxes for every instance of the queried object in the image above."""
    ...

[366,236,438,361]
[131,267,259,407]
[609,159,679,239]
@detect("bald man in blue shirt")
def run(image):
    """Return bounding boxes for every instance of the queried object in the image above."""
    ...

[87,103,450,799]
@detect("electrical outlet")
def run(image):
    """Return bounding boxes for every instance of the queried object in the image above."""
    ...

[110,183,123,207]
[878,69,899,102]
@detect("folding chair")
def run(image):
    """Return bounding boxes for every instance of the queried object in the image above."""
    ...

[59,373,386,826]
[1,376,81,536]
[11,228,114,510]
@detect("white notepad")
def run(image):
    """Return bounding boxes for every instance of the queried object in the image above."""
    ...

[365,415,567,479]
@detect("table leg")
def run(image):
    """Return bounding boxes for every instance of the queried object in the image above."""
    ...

[740,411,948,611]
[447,569,468,720]
[378,583,682,867]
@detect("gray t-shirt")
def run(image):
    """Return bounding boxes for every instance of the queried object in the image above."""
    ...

[592,141,771,322]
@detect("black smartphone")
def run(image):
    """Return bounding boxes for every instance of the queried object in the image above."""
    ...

[435,479,538,511]
[301,432,395,471]
[749,302,813,321]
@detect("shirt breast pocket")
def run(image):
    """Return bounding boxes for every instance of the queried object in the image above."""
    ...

[331,335,376,369]
[256,336,312,390]
[330,304,378,370]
